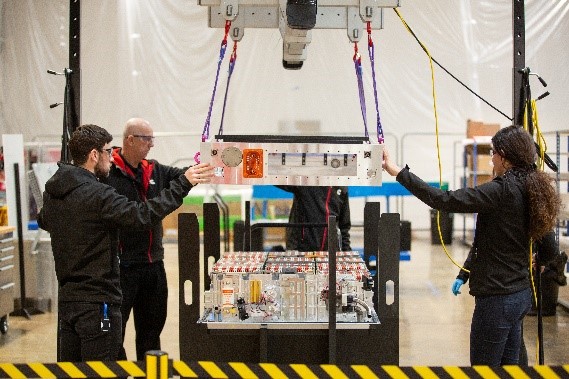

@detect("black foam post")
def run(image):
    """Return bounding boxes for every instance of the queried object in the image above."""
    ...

[12,163,29,319]
[178,212,201,361]
[10,163,41,318]
[203,203,220,289]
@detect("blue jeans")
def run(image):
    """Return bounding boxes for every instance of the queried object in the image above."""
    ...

[470,288,532,365]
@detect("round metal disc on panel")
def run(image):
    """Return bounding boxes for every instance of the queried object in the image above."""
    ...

[221,146,243,167]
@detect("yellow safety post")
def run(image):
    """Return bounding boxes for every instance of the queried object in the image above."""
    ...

[145,350,169,379]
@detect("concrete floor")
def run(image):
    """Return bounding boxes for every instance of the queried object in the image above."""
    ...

[0,230,567,366]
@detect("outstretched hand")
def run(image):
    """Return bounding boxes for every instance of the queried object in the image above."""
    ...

[185,163,214,186]
[382,146,402,177]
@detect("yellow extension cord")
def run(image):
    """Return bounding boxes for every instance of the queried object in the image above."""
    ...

[394,8,468,273]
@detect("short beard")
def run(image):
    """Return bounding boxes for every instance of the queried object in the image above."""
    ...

[94,160,109,179]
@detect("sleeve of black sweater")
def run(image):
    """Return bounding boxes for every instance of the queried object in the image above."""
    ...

[456,246,474,283]
[395,165,503,214]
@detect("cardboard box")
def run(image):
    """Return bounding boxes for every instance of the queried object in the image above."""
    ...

[467,119,500,138]
[467,174,493,187]
[468,154,493,174]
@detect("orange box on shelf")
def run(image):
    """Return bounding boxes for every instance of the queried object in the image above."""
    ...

[466,119,500,138]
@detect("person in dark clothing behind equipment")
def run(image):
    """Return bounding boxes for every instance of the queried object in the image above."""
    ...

[382,125,561,366]
[101,118,189,360]
[276,186,351,251]
[38,124,213,362]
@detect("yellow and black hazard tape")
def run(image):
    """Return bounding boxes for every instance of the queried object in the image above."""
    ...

[0,361,147,378]
[1,361,569,378]
[0,350,171,379]
[174,363,569,378]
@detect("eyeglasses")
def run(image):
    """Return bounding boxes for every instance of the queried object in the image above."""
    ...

[133,135,155,143]
[101,148,113,156]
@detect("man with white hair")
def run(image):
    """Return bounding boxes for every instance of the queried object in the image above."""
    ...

[103,118,188,360]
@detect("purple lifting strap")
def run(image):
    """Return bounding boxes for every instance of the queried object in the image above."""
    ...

[367,22,384,143]
[218,41,238,137]
[201,21,231,142]
[353,43,369,141]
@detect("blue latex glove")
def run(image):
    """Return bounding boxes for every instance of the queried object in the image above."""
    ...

[452,278,464,296]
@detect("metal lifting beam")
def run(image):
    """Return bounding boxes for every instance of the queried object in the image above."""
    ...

[199,0,400,68]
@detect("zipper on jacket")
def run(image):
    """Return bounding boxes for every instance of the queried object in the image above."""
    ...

[320,187,333,251]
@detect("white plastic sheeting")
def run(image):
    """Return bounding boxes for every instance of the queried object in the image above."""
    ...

[1,1,568,225]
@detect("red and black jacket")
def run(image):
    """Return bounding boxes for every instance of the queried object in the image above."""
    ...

[103,148,185,264]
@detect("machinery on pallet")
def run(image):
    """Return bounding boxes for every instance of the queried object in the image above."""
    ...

[202,250,376,324]
[178,201,400,364]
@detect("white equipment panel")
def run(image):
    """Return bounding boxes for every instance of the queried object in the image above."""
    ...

[200,139,382,186]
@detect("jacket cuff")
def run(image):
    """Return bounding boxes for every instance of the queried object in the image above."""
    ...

[395,164,410,182]
[457,271,469,283]
[179,174,193,190]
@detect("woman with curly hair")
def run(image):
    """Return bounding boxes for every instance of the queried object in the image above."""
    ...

[382,125,561,365]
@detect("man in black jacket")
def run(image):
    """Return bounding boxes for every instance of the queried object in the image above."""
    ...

[102,118,187,360]
[38,124,212,362]
[276,186,351,251]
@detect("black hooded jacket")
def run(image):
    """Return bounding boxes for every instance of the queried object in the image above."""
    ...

[38,163,192,304]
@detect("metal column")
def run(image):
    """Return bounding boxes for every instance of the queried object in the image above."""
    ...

[69,0,81,126]
[512,0,525,125]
